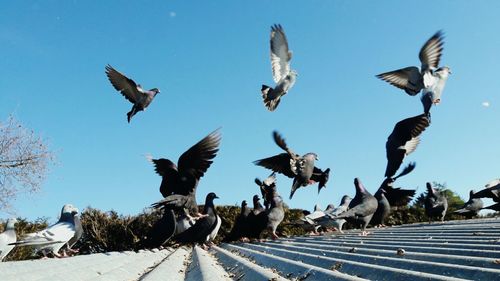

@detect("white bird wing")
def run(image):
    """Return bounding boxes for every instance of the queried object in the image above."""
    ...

[307,210,326,221]
[270,24,292,83]
[17,222,75,246]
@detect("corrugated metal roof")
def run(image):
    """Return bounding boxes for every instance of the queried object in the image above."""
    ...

[0,218,499,280]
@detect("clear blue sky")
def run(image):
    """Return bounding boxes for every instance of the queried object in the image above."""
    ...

[1,1,499,221]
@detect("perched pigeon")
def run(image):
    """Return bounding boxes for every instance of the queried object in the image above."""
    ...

[379,162,417,207]
[454,190,483,217]
[261,24,297,111]
[143,209,177,249]
[265,185,285,239]
[11,204,79,257]
[322,196,352,232]
[105,65,160,123]
[376,31,451,116]
[0,218,17,261]
[333,178,378,236]
[174,192,219,244]
[255,174,277,209]
[472,179,500,202]
[251,195,265,215]
[151,129,221,216]
[226,200,251,241]
[302,205,325,225]
[254,131,330,199]
[62,213,83,256]
[385,114,430,178]
[482,203,500,212]
[424,183,448,223]
[371,189,390,227]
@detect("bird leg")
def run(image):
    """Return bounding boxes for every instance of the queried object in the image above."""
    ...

[270,232,279,240]
[191,213,209,220]
[359,230,370,236]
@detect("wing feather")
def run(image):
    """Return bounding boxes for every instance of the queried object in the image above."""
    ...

[105,65,142,103]
[270,24,292,83]
[419,31,445,72]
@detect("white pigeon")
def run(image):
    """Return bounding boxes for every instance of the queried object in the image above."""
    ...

[376,31,451,117]
[11,204,79,257]
[302,205,326,225]
[0,218,18,261]
[261,24,297,111]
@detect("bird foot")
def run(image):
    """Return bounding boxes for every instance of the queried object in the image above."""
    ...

[270,233,279,240]
[359,231,370,236]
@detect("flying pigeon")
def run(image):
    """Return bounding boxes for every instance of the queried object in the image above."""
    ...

[173,192,219,245]
[0,218,17,261]
[471,179,500,202]
[150,129,221,216]
[105,65,160,123]
[454,190,483,217]
[226,200,251,242]
[322,196,352,233]
[385,114,430,178]
[11,204,79,257]
[261,24,297,111]
[254,131,330,199]
[255,174,277,209]
[332,178,378,236]
[379,162,417,207]
[376,31,451,116]
[424,183,448,223]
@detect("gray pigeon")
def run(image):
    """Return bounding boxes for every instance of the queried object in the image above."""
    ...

[0,218,17,261]
[173,192,219,244]
[254,131,330,199]
[151,129,221,217]
[424,182,448,223]
[302,205,325,225]
[261,24,297,111]
[385,114,430,178]
[371,189,391,227]
[11,204,79,257]
[454,190,483,217]
[333,178,378,236]
[62,213,83,256]
[105,64,160,123]
[376,31,451,116]
[322,196,352,233]
[471,179,500,202]
[265,185,285,240]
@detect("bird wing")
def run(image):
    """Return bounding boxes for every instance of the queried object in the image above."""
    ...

[253,153,295,178]
[419,31,445,72]
[13,222,75,246]
[105,65,142,103]
[270,24,292,83]
[376,67,423,95]
[151,158,177,177]
[384,185,416,207]
[391,114,430,144]
[310,167,330,192]
[177,129,221,191]
[273,131,296,157]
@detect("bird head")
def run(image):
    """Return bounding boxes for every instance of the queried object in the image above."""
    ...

[354,178,367,193]
[305,153,319,161]
[340,195,352,206]
[207,192,219,200]
[253,195,261,202]
[426,182,435,194]
[150,88,161,94]
[6,218,18,229]
[242,200,248,207]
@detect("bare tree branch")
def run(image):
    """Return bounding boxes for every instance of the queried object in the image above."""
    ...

[0,116,56,211]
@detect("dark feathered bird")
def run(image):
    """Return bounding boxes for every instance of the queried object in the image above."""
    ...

[424,182,448,223]
[385,114,430,178]
[380,162,417,207]
[376,31,451,116]
[150,129,221,216]
[105,65,160,123]
[225,200,251,242]
[482,203,500,212]
[254,131,330,199]
[454,190,483,217]
[371,189,390,227]
[334,178,378,236]
[173,192,219,244]
[265,186,285,239]
[143,209,177,249]
[471,179,500,202]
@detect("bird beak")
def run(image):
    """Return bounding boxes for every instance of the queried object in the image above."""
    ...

[215,195,219,199]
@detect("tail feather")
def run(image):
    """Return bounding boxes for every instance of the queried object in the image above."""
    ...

[261,85,281,111]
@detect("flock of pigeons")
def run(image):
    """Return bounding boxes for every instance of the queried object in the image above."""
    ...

[1,25,499,261]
